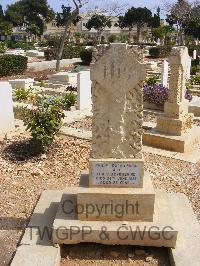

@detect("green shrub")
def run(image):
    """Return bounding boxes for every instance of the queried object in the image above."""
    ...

[0,55,28,77]
[108,35,117,43]
[188,45,200,57]
[62,92,76,110]
[191,66,198,75]
[6,40,35,50]
[149,46,172,58]
[0,42,7,53]
[37,40,48,47]
[44,45,84,61]
[14,87,33,102]
[80,49,92,65]
[39,80,45,87]
[20,95,65,152]
[145,76,159,85]
[191,58,199,75]
[190,75,200,85]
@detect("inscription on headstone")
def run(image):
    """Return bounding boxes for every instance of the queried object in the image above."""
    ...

[91,161,143,186]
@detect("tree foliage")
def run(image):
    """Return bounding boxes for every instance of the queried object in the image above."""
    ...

[56,5,80,27]
[184,4,200,39]
[152,25,174,44]
[166,0,192,44]
[118,7,152,42]
[5,0,55,36]
[85,14,112,43]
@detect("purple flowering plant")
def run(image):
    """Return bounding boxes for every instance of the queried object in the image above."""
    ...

[143,83,169,106]
[144,78,193,105]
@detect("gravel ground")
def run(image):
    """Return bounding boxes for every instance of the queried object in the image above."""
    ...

[0,131,199,265]
[69,114,158,131]
[0,67,73,82]
[69,117,92,131]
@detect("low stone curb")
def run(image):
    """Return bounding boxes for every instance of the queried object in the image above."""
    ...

[10,190,62,266]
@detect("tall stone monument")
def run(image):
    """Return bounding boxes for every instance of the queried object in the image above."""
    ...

[144,47,200,152]
[53,44,177,247]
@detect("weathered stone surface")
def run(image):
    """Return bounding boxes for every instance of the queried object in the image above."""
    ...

[143,126,200,153]
[53,189,177,247]
[77,172,154,221]
[168,192,200,266]
[77,189,155,222]
[90,43,146,159]
[9,78,34,89]
[11,246,60,266]
[20,190,62,246]
[144,46,199,152]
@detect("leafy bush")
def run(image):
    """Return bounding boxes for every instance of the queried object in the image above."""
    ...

[21,95,65,152]
[0,42,7,53]
[80,49,92,65]
[188,45,200,57]
[149,47,160,58]
[145,76,159,85]
[190,75,200,85]
[62,92,76,110]
[39,80,45,87]
[108,35,117,43]
[6,40,35,50]
[143,83,169,105]
[44,45,84,61]
[0,55,28,77]
[191,66,198,75]
[14,87,33,102]
[66,85,77,92]
[37,40,48,47]
[149,46,172,58]
[191,58,199,75]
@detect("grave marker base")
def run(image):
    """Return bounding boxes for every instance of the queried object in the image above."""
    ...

[143,126,200,153]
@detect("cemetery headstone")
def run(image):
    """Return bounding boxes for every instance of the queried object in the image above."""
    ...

[161,60,169,87]
[0,82,15,134]
[53,44,177,248]
[77,70,92,111]
[144,46,200,152]
[193,49,197,60]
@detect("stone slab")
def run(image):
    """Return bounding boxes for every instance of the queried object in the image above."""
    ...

[11,245,60,266]
[77,171,154,221]
[53,189,178,248]
[143,144,200,163]
[77,191,155,222]
[89,159,144,188]
[20,190,63,246]
[9,79,34,89]
[143,126,200,153]
[168,192,200,266]
[12,188,200,266]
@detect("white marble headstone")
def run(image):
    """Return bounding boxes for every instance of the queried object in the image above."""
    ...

[77,70,92,111]
[0,82,15,134]
[161,60,169,87]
